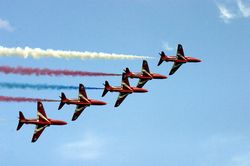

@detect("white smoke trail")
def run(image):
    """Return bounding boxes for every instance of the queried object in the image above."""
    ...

[0,46,152,60]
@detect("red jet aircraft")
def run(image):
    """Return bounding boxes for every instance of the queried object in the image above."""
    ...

[102,73,148,107]
[124,60,167,88]
[58,84,106,121]
[17,101,67,143]
[158,44,202,75]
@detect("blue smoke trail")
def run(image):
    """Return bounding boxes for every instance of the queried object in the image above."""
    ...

[0,82,103,90]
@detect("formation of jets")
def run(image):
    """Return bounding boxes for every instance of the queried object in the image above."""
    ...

[102,73,148,107]
[17,102,67,142]
[16,44,202,142]
[124,60,167,88]
[158,44,202,75]
[58,84,106,121]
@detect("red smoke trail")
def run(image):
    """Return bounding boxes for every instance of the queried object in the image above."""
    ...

[0,66,121,77]
[0,96,60,102]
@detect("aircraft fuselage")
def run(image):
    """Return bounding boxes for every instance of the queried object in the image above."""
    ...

[163,56,202,63]
[128,73,167,80]
[62,99,106,106]
[20,118,67,126]
[107,86,148,93]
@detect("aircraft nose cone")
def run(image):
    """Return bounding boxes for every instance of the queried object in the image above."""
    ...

[142,88,148,92]
[97,100,107,105]
[90,100,107,105]
[61,121,68,125]
[196,58,202,62]
[100,101,107,105]
[161,75,168,79]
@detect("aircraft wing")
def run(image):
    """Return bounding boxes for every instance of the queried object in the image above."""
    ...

[37,101,49,123]
[176,44,186,60]
[137,79,149,88]
[31,124,48,143]
[114,92,129,107]
[72,105,88,121]
[79,84,89,102]
[121,73,131,90]
[141,60,151,77]
[169,62,183,75]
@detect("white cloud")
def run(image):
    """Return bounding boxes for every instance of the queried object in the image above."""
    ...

[217,4,236,23]
[59,132,105,160]
[232,152,250,166]
[237,0,250,17]
[216,0,250,23]
[162,42,174,51]
[0,18,14,32]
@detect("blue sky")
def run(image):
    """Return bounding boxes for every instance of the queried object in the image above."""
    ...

[0,0,250,165]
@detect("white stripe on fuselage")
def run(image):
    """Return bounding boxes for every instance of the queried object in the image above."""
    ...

[119,93,128,99]
[138,79,147,85]
[122,82,131,90]
[79,94,89,102]
[37,112,49,122]
[142,69,151,77]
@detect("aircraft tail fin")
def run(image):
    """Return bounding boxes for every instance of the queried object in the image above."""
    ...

[17,111,25,131]
[58,92,67,110]
[102,81,110,97]
[158,51,167,66]
[142,60,150,74]
[124,68,131,75]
